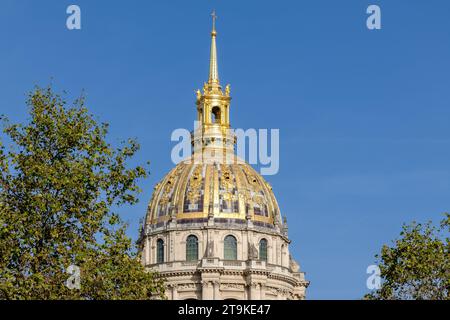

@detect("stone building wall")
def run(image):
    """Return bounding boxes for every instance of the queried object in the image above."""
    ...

[142,222,308,300]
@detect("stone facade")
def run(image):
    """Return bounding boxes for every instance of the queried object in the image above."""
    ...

[141,220,308,300]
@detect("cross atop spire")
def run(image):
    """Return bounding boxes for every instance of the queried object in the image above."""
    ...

[211,10,217,33]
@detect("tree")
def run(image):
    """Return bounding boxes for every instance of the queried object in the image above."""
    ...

[365,214,449,300]
[0,86,165,299]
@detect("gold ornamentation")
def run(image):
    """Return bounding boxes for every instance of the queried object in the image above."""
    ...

[159,177,174,205]
[238,188,251,202]
[220,165,238,209]
[220,165,234,190]
[242,166,262,192]
[253,193,266,206]
[187,165,203,202]
[222,191,233,202]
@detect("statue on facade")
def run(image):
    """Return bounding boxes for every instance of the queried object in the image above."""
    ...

[205,240,214,258]
[289,254,300,272]
[225,84,231,96]
[248,242,258,260]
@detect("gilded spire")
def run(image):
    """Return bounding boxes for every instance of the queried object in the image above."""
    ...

[208,10,219,85]
[193,12,234,160]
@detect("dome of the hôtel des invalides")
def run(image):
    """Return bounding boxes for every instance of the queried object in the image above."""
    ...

[138,12,309,300]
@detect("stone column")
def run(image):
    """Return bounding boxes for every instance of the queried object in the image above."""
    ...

[213,281,220,300]
[244,230,251,261]
[171,284,178,300]
[168,231,174,262]
[248,283,261,300]
[281,245,287,267]
[276,238,281,265]
[260,284,265,299]
[150,237,155,265]
[202,281,214,300]
[145,236,150,265]
[270,237,275,264]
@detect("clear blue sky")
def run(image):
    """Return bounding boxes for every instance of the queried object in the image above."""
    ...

[1,0,449,299]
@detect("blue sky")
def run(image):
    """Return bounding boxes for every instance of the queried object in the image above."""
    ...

[1,0,449,299]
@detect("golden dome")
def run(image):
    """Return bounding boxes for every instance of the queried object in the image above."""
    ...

[146,158,281,227]
[145,13,282,230]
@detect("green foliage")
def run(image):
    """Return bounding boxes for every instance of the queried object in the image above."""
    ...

[365,213,449,300]
[0,86,165,299]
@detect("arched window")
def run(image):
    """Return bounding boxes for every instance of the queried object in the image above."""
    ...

[259,239,268,262]
[211,106,221,124]
[156,239,164,263]
[224,235,237,260]
[186,235,199,261]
